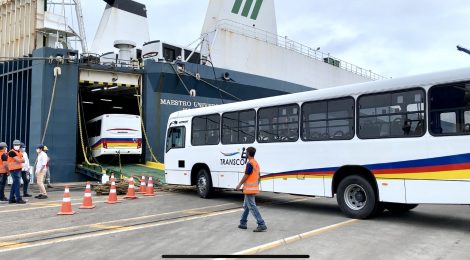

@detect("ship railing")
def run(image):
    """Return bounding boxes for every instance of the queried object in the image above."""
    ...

[214,19,387,81]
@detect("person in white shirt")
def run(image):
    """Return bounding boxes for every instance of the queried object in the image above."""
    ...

[20,143,32,197]
[35,144,48,199]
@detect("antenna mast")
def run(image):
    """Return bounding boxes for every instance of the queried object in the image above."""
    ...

[74,0,88,53]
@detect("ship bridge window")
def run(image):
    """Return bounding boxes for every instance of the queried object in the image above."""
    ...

[429,81,470,135]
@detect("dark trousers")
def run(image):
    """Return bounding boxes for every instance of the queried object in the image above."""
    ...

[9,169,22,202]
[21,171,30,195]
[0,174,7,199]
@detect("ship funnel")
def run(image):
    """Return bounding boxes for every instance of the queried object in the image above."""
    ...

[202,0,277,35]
[91,0,149,55]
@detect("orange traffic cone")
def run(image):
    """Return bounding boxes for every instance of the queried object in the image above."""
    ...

[137,175,147,194]
[144,176,156,197]
[58,185,76,215]
[124,176,138,199]
[105,180,121,204]
[79,181,96,209]
[110,174,115,183]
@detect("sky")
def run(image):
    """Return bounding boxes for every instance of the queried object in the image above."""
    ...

[79,0,470,78]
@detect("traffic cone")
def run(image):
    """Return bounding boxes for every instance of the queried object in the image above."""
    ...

[124,176,138,200]
[79,181,96,209]
[110,174,115,183]
[137,175,147,194]
[105,180,121,204]
[58,185,76,215]
[144,176,156,196]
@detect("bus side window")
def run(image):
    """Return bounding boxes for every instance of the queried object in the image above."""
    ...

[430,81,470,136]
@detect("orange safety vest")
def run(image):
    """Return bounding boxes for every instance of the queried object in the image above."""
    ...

[243,159,260,195]
[0,151,7,174]
[7,150,23,171]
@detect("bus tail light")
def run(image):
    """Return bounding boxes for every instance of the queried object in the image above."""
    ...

[103,140,108,149]
[137,139,142,149]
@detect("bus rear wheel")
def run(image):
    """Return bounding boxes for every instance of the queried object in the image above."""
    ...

[196,168,213,198]
[383,203,418,213]
[337,175,379,219]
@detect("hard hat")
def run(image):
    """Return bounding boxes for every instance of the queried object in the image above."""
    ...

[43,146,49,151]
[12,140,21,146]
[0,142,7,148]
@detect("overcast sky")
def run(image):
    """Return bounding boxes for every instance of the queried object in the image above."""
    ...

[81,0,470,78]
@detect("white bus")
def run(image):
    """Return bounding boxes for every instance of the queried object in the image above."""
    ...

[164,67,470,219]
[87,114,142,157]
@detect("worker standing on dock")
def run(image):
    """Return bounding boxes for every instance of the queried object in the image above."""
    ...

[0,142,9,202]
[21,143,32,197]
[35,145,48,199]
[8,140,26,204]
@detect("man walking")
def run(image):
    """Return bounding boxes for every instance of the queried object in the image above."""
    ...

[35,144,48,199]
[43,146,52,188]
[8,140,26,204]
[20,143,32,197]
[0,142,8,202]
[236,147,267,232]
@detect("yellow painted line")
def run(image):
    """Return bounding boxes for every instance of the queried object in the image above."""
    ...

[0,203,236,241]
[0,197,309,252]
[0,194,172,213]
[90,224,125,230]
[220,219,358,259]
[0,208,243,253]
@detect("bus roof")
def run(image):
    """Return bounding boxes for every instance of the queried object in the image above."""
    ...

[170,67,470,119]
[87,114,140,123]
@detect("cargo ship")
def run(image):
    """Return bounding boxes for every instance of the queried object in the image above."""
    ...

[0,0,384,182]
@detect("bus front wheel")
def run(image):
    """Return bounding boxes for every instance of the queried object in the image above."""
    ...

[196,168,213,198]
[383,202,418,213]
[337,175,379,219]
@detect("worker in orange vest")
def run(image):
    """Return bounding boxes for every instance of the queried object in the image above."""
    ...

[0,142,9,202]
[236,147,267,232]
[8,140,26,204]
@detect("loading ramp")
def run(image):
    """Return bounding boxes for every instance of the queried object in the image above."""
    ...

[76,163,165,184]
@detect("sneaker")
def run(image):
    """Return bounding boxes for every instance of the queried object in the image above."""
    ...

[23,194,32,197]
[34,195,42,199]
[47,185,53,188]
[38,195,48,199]
[253,225,267,232]
[16,200,27,204]
[8,200,16,204]
[238,224,247,230]
[0,198,8,202]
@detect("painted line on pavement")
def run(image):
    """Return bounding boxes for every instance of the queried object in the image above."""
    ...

[0,203,237,241]
[0,194,172,213]
[220,219,359,259]
[0,197,312,252]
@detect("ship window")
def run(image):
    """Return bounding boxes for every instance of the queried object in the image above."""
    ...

[429,81,470,136]
[222,110,256,144]
[358,88,425,138]
[301,97,354,141]
[257,104,299,143]
[192,114,220,146]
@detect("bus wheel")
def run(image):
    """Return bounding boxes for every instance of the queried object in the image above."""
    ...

[337,175,379,219]
[384,203,418,213]
[196,168,213,198]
